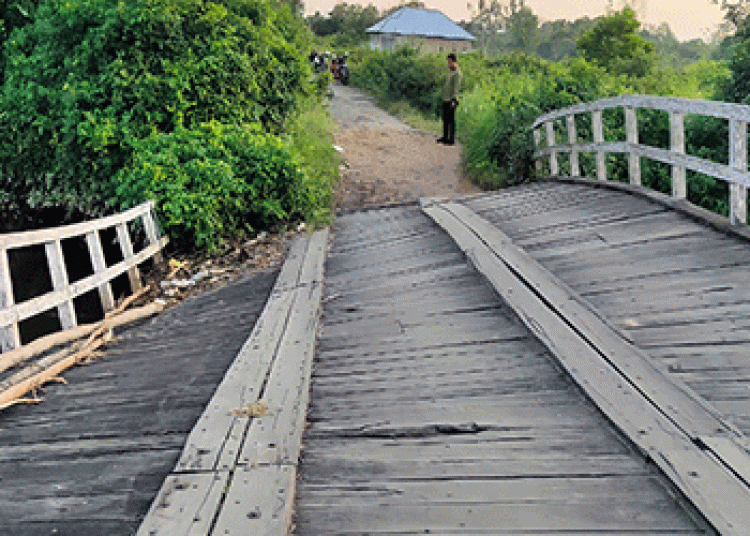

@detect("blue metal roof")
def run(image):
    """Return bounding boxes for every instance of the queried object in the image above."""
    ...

[366,7,476,41]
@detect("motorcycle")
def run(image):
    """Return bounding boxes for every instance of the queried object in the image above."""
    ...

[310,51,328,74]
[330,54,349,85]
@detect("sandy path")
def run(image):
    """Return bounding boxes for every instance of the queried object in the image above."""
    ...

[330,85,480,212]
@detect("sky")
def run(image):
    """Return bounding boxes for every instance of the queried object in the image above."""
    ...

[303,0,728,41]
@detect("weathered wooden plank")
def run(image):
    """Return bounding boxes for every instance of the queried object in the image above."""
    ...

[297,501,698,533]
[423,199,750,535]
[298,453,651,480]
[298,475,692,507]
[116,222,142,292]
[174,234,321,473]
[45,239,77,331]
[593,109,607,180]
[135,472,230,536]
[87,230,116,311]
[142,207,164,264]
[0,247,20,351]
[239,283,320,465]
[209,465,295,536]
[729,119,748,225]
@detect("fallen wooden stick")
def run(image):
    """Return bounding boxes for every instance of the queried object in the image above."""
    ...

[0,284,154,374]
[0,302,165,410]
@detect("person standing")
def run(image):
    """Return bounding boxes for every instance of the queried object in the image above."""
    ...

[437,53,461,146]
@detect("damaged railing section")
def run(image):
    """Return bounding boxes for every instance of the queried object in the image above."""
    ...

[532,95,750,225]
[0,201,168,352]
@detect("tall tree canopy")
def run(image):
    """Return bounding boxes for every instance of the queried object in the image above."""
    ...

[577,7,655,77]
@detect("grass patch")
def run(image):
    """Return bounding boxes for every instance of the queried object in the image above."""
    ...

[382,99,442,132]
[287,95,341,227]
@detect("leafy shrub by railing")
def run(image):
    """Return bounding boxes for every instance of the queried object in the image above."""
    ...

[115,123,308,253]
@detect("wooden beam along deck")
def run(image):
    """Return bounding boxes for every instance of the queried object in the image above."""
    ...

[3,181,750,534]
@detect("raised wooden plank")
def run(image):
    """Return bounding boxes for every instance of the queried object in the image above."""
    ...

[210,465,295,536]
[175,287,298,472]
[138,230,327,535]
[174,233,321,473]
[135,472,230,536]
[423,199,750,535]
[439,201,740,438]
[239,282,321,466]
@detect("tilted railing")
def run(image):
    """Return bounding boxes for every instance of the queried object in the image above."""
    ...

[532,95,750,225]
[0,201,168,352]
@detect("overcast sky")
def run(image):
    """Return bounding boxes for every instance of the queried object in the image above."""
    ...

[304,0,728,41]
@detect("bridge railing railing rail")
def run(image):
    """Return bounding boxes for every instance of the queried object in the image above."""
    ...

[532,94,750,226]
[0,201,168,353]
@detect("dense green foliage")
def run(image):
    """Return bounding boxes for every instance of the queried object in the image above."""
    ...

[0,0,338,252]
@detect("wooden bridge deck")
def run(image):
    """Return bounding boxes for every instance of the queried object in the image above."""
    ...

[2,180,750,534]
[294,205,715,535]
[462,180,750,439]
[0,270,278,535]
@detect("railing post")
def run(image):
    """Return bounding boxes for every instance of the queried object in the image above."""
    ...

[729,119,748,225]
[0,248,20,352]
[592,110,606,180]
[143,205,164,264]
[625,107,641,186]
[86,231,116,312]
[45,240,77,331]
[116,222,142,292]
[670,111,687,199]
[566,114,579,176]
[545,121,558,176]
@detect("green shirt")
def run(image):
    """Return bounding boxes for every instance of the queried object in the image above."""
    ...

[442,67,462,102]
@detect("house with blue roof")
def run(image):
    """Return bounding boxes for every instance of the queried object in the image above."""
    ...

[366,7,475,54]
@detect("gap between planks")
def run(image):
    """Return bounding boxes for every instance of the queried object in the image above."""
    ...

[421,198,750,536]
[136,229,328,536]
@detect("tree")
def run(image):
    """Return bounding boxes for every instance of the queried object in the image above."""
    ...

[716,19,750,102]
[711,0,750,28]
[506,5,539,53]
[307,2,379,44]
[577,7,655,77]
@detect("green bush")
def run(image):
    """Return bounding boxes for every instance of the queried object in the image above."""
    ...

[459,55,625,188]
[0,0,311,222]
[115,122,307,252]
[351,47,445,114]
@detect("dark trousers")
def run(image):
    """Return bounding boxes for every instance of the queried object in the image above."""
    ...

[442,101,456,143]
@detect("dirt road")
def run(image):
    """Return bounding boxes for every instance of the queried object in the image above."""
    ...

[330,84,480,212]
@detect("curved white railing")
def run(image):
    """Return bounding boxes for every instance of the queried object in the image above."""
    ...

[0,201,168,352]
[532,94,750,225]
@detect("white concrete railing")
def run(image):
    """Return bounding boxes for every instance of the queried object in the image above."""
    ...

[532,95,750,225]
[0,201,168,352]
